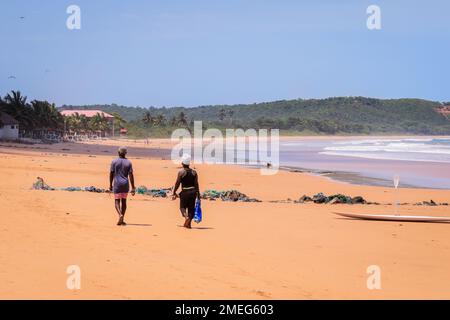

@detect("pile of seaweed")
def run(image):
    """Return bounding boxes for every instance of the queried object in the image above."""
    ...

[201,189,261,202]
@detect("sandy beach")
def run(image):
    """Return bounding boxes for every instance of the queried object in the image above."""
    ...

[1,139,450,299]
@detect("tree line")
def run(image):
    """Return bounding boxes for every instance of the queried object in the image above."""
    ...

[3,91,449,139]
[63,96,450,136]
[0,91,126,139]
[0,91,63,135]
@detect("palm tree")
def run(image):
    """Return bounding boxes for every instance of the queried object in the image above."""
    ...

[112,112,127,136]
[154,114,166,126]
[177,111,187,126]
[219,108,226,122]
[4,90,26,109]
[0,96,4,127]
[0,91,65,137]
[79,114,90,133]
[142,111,153,128]
[98,115,110,135]
[89,113,110,136]
[228,109,234,125]
[3,90,35,131]
[112,112,126,128]
[68,113,83,133]
[30,100,64,131]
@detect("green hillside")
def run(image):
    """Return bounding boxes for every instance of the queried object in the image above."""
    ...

[60,97,450,136]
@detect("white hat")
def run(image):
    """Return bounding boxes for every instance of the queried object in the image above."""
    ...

[181,154,191,165]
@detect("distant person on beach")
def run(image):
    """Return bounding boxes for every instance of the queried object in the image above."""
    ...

[109,147,136,226]
[172,154,200,229]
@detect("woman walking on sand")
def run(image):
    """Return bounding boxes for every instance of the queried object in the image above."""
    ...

[172,154,200,229]
[109,147,136,226]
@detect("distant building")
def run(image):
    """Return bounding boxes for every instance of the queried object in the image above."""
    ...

[0,112,19,140]
[436,106,450,119]
[59,109,114,119]
[60,109,115,136]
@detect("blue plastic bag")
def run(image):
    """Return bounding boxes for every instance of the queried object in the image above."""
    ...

[194,199,202,224]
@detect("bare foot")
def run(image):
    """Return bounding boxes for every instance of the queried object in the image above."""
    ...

[117,215,124,226]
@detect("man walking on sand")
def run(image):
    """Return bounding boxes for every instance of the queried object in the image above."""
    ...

[109,147,136,226]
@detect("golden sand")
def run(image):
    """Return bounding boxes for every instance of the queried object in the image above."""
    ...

[1,140,450,299]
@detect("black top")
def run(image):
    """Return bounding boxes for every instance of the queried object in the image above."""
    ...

[174,168,200,193]
[181,168,196,188]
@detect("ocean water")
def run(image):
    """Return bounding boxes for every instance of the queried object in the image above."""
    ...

[279,137,450,189]
[320,138,450,163]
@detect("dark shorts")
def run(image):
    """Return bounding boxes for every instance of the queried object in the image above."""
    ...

[113,182,129,194]
[180,189,197,219]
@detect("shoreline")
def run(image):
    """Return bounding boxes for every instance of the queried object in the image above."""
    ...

[278,166,422,190]
[2,135,450,190]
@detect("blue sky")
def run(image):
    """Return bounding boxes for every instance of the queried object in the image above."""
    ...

[0,0,449,107]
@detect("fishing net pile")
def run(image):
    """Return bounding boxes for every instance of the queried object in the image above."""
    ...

[32,177,108,193]
[201,189,261,202]
[296,193,369,204]
[31,177,170,198]
[32,177,54,190]
[135,186,171,198]
[32,177,448,206]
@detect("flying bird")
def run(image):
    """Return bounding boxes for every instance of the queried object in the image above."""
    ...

[8,76,16,79]
[20,16,25,19]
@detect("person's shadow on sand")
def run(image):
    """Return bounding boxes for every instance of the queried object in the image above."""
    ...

[125,223,152,227]
[177,225,214,230]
